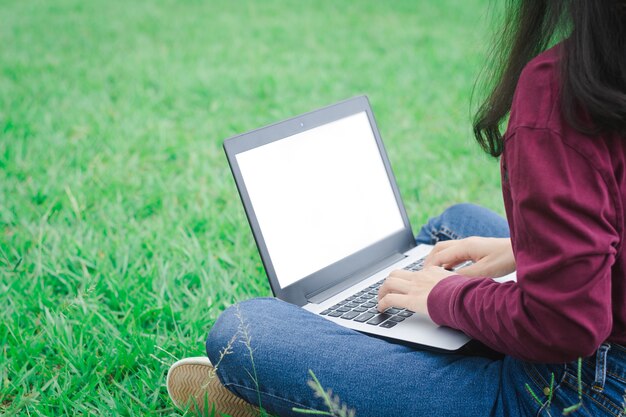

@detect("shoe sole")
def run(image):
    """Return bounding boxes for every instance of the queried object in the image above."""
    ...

[167,357,259,417]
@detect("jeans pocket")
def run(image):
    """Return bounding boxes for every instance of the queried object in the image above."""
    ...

[559,364,626,417]
[521,362,568,417]
[519,346,626,417]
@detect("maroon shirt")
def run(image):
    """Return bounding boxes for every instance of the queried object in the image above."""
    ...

[427,46,626,363]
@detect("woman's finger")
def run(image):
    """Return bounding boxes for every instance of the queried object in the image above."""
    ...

[423,240,456,264]
[378,276,413,300]
[377,292,413,313]
[386,269,418,280]
[425,241,473,268]
[453,253,515,278]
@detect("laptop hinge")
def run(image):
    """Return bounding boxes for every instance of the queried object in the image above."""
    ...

[306,252,407,304]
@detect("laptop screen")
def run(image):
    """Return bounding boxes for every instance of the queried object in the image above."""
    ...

[236,111,405,289]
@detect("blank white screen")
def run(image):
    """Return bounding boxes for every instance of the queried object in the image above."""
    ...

[236,112,405,288]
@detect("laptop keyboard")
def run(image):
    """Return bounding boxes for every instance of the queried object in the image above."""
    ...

[319,257,425,328]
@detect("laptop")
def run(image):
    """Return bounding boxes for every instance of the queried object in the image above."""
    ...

[223,96,471,351]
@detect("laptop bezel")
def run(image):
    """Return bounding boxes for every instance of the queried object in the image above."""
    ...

[223,96,416,306]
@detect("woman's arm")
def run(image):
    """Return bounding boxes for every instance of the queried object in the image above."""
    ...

[424,127,620,362]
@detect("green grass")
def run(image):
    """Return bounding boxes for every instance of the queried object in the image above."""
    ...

[1,0,503,415]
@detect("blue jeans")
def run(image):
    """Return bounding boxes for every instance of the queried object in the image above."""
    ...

[207,204,626,417]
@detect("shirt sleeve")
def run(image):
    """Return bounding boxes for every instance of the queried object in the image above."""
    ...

[427,127,619,362]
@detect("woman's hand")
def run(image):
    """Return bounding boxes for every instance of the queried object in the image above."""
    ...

[424,237,515,278]
[377,267,455,317]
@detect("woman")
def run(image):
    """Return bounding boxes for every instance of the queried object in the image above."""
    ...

[167,1,626,416]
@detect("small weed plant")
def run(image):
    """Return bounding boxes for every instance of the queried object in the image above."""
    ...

[292,370,356,417]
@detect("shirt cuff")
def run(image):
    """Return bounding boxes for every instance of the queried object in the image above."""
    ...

[427,274,474,327]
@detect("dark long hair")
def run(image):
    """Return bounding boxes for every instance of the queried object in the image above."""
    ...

[473,0,626,157]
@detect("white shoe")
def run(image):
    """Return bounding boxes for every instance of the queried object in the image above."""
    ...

[166,356,259,417]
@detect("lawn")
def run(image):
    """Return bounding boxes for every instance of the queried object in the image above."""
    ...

[1,0,502,415]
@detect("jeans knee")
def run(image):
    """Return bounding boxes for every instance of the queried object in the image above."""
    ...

[441,203,483,221]
[205,297,281,363]
[416,203,509,244]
